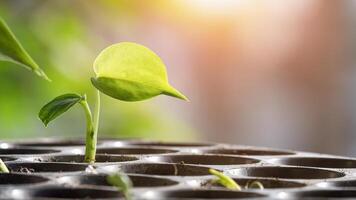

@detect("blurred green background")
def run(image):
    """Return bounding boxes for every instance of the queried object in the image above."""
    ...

[0,0,195,141]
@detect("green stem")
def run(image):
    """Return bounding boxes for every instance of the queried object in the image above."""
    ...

[0,159,9,173]
[94,90,100,141]
[80,95,96,163]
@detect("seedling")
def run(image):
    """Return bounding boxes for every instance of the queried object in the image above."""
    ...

[209,169,241,190]
[39,42,188,163]
[245,180,264,190]
[107,172,133,200]
[0,17,49,173]
[209,169,264,190]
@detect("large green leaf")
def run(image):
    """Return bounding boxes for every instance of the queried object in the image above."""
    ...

[39,93,83,126]
[0,17,49,80]
[91,42,188,101]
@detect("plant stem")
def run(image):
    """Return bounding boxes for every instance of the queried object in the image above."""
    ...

[80,95,96,163]
[94,90,100,141]
[0,159,9,173]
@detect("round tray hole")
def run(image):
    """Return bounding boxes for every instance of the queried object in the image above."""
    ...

[270,157,356,168]
[38,154,138,163]
[57,174,178,188]
[278,190,356,198]
[7,162,88,173]
[203,178,305,189]
[30,187,122,199]
[129,141,213,147]
[101,163,211,176]
[229,166,344,179]
[140,189,266,199]
[147,155,260,165]
[201,148,294,156]
[0,148,59,155]
[0,173,49,185]
[97,147,177,155]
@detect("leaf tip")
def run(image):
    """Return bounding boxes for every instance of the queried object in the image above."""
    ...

[34,68,51,82]
[38,116,49,127]
[163,85,189,101]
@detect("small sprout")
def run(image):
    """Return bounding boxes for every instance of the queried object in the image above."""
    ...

[0,17,49,81]
[246,180,264,190]
[39,42,188,164]
[209,169,241,191]
[0,159,9,173]
[107,172,133,200]
[38,94,84,127]
[38,93,96,163]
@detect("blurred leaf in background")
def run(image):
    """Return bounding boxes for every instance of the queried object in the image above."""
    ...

[0,17,49,80]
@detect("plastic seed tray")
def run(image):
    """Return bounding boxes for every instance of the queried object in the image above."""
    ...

[0,138,356,199]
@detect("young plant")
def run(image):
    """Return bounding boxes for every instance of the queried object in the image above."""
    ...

[107,172,133,200]
[209,169,264,190]
[245,180,264,190]
[0,17,49,173]
[209,169,241,190]
[39,42,188,163]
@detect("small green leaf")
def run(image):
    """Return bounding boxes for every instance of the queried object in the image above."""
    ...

[0,159,9,173]
[39,93,83,126]
[246,180,264,190]
[107,172,132,200]
[0,17,50,81]
[209,169,241,190]
[91,42,188,101]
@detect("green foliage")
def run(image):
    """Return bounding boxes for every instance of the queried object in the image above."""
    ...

[39,93,97,163]
[39,93,83,126]
[91,42,188,101]
[0,159,9,173]
[245,180,264,190]
[107,172,133,200]
[209,169,241,190]
[38,42,188,163]
[0,17,49,81]
[0,2,193,141]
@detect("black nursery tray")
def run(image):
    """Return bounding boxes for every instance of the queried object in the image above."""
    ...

[1,138,356,199]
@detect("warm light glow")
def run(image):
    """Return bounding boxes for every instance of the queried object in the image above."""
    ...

[183,0,246,16]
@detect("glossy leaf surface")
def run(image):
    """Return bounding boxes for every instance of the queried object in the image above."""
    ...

[39,93,83,126]
[91,42,187,101]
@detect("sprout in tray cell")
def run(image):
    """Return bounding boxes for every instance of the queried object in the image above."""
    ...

[38,42,188,163]
[209,169,241,191]
[208,169,264,190]
[107,172,133,200]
